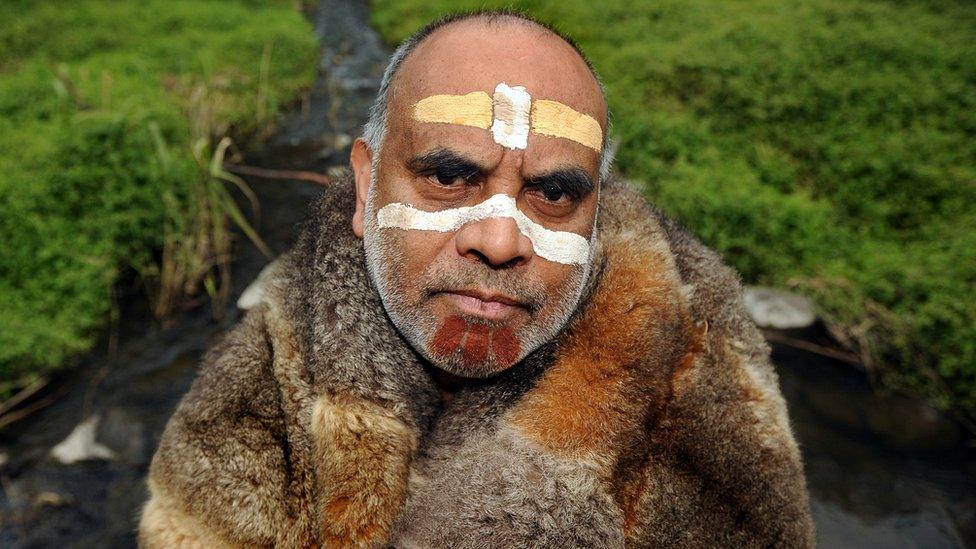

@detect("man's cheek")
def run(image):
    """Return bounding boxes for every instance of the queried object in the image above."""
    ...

[400,232,452,280]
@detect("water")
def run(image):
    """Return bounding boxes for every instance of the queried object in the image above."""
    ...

[776,341,975,547]
[0,1,972,546]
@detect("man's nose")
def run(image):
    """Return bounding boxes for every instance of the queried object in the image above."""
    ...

[455,215,534,268]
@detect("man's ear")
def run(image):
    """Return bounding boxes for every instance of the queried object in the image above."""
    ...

[350,138,373,238]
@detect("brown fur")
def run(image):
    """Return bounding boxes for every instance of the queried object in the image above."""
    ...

[139,176,814,547]
[311,395,416,547]
[140,479,242,548]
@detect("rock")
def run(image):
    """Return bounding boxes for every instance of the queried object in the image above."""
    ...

[33,491,73,508]
[97,407,147,465]
[330,132,353,150]
[744,286,817,329]
[327,165,351,179]
[49,414,117,464]
[865,396,963,453]
[811,499,966,548]
[237,258,281,310]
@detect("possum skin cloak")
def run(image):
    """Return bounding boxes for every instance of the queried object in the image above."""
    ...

[139,174,815,548]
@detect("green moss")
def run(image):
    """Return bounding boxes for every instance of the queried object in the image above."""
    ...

[369,0,976,420]
[0,0,317,392]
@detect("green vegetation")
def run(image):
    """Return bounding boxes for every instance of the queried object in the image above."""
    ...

[370,1,976,421]
[0,0,317,396]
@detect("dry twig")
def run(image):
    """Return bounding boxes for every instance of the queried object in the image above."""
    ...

[223,163,332,186]
[762,330,862,367]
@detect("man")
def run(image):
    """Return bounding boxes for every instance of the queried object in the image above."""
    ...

[140,11,814,548]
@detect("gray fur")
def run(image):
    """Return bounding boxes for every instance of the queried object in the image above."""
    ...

[394,427,625,548]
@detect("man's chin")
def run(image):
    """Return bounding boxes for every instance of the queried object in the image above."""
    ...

[421,314,525,377]
[424,352,516,379]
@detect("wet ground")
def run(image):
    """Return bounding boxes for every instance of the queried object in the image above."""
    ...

[0,0,973,547]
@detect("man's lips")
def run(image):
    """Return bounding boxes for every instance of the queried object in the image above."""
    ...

[437,288,528,321]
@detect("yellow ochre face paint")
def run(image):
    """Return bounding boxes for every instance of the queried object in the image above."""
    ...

[410,82,603,153]
[530,99,603,153]
[413,91,493,129]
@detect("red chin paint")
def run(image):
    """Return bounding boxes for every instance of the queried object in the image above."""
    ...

[490,326,520,365]
[431,315,466,358]
[430,315,523,367]
[462,323,489,364]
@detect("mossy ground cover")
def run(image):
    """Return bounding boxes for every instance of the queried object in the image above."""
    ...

[0,0,317,396]
[370,1,976,421]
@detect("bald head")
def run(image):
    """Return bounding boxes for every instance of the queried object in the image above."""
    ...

[363,12,613,179]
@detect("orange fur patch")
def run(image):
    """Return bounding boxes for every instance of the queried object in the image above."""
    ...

[617,326,706,536]
[507,230,689,463]
[619,454,653,535]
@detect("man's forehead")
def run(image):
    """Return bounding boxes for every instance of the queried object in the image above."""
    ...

[410,84,603,153]
[391,21,607,128]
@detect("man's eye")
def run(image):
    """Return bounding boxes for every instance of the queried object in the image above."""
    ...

[425,167,480,187]
[539,182,568,203]
[429,172,467,186]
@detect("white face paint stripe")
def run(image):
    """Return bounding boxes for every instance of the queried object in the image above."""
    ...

[491,83,532,150]
[376,193,590,266]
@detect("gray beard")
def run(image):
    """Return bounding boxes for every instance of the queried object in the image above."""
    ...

[361,174,595,378]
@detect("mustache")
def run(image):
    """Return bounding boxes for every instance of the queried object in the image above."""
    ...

[419,259,550,312]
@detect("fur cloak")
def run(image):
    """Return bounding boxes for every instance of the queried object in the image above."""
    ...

[139,175,815,547]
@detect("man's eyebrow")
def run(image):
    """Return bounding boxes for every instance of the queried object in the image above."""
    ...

[406,148,489,178]
[524,167,596,201]
[407,150,596,199]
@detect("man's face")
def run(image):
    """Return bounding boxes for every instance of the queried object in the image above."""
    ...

[351,23,607,377]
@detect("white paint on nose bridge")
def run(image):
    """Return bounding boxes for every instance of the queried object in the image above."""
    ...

[375,193,590,265]
[491,83,531,150]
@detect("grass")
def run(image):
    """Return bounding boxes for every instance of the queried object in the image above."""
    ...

[369,0,976,422]
[0,0,317,397]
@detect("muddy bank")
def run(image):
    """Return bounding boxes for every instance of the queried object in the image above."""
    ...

[1,1,973,547]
